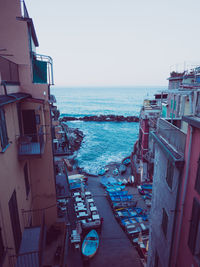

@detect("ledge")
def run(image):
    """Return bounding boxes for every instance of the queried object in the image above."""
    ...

[151,132,184,169]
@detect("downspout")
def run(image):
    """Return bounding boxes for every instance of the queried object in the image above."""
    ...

[174,125,193,265]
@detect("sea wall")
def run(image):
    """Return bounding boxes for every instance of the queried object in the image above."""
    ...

[60,114,139,123]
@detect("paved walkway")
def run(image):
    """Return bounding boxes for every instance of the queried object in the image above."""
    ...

[86,176,142,267]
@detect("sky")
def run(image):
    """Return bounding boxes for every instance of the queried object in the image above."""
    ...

[26,0,200,87]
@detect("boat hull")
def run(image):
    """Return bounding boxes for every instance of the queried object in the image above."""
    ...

[82,229,99,259]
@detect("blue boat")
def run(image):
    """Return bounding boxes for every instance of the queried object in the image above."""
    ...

[122,158,131,166]
[82,230,99,259]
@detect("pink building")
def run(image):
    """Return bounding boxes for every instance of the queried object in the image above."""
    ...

[171,115,200,267]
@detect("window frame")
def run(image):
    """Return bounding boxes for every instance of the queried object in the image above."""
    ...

[0,109,9,152]
[162,208,168,238]
[195,156,200,195]
[166,160,174,190]
[24,163,30,198]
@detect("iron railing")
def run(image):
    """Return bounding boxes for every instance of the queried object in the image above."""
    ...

[9,251,40,267]
[18,126,45,157]
[9,209,45,267]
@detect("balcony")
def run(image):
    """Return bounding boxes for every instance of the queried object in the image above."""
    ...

[151,118,186,165]
[18,126,45,159]
[9,209,45,267]
[32,53,54,85]
[157,118,186,155]
[0,56,19,85]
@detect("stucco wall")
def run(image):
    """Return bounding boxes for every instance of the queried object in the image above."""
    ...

[175,126,200,267]
[0,100,57,267]
[147,143,181,267]
[0,102,32,258]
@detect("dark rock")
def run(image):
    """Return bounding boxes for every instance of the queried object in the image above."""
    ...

[60,114,139,122]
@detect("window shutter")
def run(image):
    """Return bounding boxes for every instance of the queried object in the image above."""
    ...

[195,157,200,195]
[188,198,200,253]
[0,109,8,150]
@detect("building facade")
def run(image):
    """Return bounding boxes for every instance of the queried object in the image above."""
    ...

[147,119,186,267]
[0,1,57,266]
[171,115,200,267]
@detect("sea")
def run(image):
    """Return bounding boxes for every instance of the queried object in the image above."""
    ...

[51,86,165,174]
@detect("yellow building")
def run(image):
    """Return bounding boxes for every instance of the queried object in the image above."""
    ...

[0,0,57,266]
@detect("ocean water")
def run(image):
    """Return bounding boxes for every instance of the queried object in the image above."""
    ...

[51,86,165,174]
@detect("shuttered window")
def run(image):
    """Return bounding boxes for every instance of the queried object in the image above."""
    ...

[195,157,200,195]
[162,208,168,238]
[188,198,200,261]
[0,109,8,151]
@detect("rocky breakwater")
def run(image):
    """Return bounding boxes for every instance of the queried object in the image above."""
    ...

[60,114,139,122]
[61,123,84,153]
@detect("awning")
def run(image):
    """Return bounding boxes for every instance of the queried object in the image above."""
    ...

[0,93,31,107]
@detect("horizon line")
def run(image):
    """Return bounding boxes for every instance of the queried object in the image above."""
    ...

[51,84,168,88]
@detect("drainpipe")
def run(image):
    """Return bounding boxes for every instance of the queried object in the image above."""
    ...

[1,81,8,95]
[174,125,193,265]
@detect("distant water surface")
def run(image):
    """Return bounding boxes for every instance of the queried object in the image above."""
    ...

[51,86,165,174]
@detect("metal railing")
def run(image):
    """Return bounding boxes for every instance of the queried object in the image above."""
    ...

[32,52,54,85]
[157,118,186,155]
[18,126,45,156]
[9,251,40,267]
[0,56,19,84]
[9,209,45,267]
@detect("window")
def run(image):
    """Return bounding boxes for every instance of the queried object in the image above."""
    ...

[0,226,5,264]
[24,163,30,197]
[0,109,8,151]
[166,160,174,189]
[188,198,200,262]
[9,190,22,253]
[162,208,168,238]
[195,156,200,195]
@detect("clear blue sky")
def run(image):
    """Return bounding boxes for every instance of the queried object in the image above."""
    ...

[26,0,200,87]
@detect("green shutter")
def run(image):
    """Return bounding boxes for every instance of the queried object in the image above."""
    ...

[32,58,47,83]
[174,100,176,110]
[171,99,173,109]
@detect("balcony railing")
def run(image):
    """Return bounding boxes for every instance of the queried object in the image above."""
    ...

[9,209,45,267]
[18,126,45,158]
[32,53,54,85]
[157,118,186,155]
[0,56,19,84]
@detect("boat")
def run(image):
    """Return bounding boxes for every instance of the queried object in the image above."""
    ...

[98,167,109,176]
[82,229,99,259]
[122,158,131,166]
[113,168,119,176]
[119,164,126,174]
